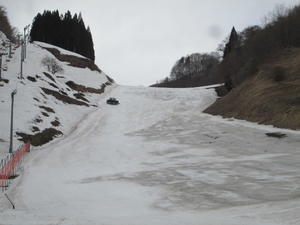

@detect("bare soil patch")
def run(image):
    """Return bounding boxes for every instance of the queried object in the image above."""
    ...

[31,126,40,132]
[27,76,37,82]
[41,87,89,106]
[43,72,56,82]
[39,105,55,113]
[66,81,105,94]
[41,112,49,117]
[73,93,89,102]
[42,47,101,72]
[265,132,287,138]
[17,128,62,146]
[48,82,59,89]
[51,119,60,127]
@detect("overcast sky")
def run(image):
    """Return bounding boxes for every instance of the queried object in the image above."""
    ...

[1,0,300,86]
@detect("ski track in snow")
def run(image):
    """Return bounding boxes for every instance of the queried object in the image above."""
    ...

[1,85,300,225]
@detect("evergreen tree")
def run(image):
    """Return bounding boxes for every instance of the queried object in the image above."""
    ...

[29,10,95,61]
[223,27,239,59]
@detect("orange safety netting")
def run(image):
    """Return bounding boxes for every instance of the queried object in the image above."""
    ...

[0,142,30,188]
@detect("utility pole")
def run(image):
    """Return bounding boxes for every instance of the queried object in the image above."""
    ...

[9,41,12,58]
[23,27,26,59]
[19,40,24,79]
[9,89,17,154]
[23,25,30,60]
[0,54,2,80]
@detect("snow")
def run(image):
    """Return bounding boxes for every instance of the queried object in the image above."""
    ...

[1,84,300,225]
[35,41,87,59]
[0,38,111,160]
[0,31,9,46]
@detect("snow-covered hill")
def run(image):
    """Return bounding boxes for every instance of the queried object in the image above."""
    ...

[0,32,114,157]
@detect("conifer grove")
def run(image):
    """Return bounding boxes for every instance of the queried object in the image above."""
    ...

[30,10,95,61]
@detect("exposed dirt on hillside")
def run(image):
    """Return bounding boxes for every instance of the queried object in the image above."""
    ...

[41,87,89,106]
[151,74,221,88]
[17,128,63,146]
[42,47,101,72]
[65,80,106,94]
[204,48,300,130]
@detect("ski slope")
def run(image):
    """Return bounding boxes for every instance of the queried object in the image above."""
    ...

[0,36,111,159]
[1,85,300,225]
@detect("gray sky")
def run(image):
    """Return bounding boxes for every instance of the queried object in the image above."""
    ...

[1,0,300,86]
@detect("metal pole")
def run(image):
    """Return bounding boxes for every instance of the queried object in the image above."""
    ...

[0,54,2,80]
[23,27,26,59]
[20,42,23,79]
[9,90,17,154]
[24,24,30,60]
[4,193,15,209]
[9,42,12,58]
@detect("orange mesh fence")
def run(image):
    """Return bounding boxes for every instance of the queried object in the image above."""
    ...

[0,142,30,189]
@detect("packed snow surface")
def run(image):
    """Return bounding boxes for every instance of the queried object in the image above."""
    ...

[1,85,300,225]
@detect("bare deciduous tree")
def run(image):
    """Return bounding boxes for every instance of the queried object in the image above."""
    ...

[41,56,63,74]
[0,6,17,42]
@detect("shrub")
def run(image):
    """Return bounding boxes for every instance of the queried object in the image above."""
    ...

[41,56,64,74]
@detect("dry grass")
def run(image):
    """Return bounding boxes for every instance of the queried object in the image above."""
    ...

[73,93,89,102]
[204,48,300,130]
[41,87,89,107]
[41,112,49,117]
[51,119,60,127]
[65,81,106,94]
[48,82,59,89]
[31,126,40,132]
[39,105,55,113]
[43,72,56,82]
[34,117,43,123]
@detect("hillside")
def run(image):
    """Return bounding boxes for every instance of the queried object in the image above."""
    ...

[151,73,220,88]
[0,31,114,156]
[30,10,95,61]
[204,48,300,130]
[152,53,221,88]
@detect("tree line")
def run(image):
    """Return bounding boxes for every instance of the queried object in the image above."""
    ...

[30,10,95,61]
[152,52,221,88]
[154,4,300,90]
[220,4,300,91]
[0,6,17,42]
